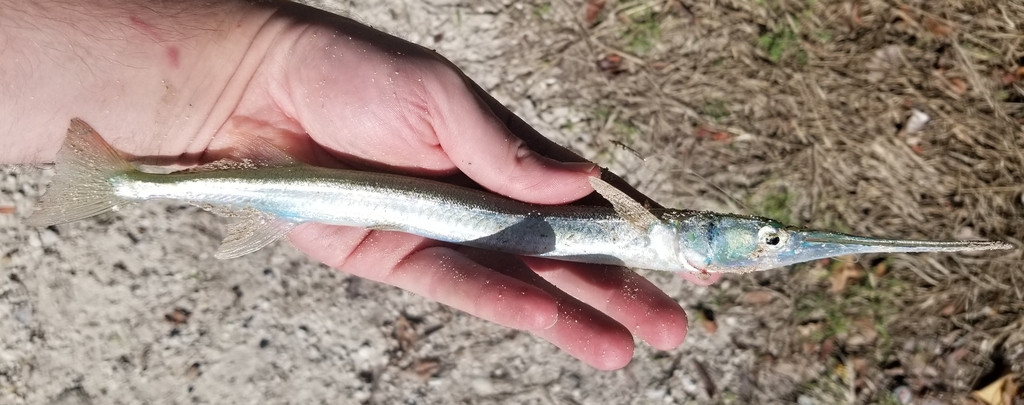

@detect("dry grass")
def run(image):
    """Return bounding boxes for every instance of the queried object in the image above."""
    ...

[504,0,1024,402]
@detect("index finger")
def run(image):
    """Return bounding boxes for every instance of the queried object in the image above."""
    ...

[464,78,664,209]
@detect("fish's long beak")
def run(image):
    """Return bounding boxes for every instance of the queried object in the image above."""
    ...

[756,230,1017,271]
[797,230,1013,255]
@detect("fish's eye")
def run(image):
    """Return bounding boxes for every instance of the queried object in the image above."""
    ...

[757,226,787,249]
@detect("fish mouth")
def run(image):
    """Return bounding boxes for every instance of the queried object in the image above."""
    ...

[771,230,1014,269]
[677,255,707,274]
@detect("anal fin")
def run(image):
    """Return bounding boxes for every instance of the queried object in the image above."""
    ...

[213,208,297,259]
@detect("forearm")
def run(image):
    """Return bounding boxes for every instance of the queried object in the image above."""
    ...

[0,0,280,163]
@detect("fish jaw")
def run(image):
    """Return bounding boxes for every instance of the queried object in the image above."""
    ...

[702,228,1013,274]
[764,230,1014,269]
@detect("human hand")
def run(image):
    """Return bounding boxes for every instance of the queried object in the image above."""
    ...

[0,0,718,370]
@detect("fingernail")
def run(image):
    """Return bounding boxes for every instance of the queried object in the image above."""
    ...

[561,161,598,174]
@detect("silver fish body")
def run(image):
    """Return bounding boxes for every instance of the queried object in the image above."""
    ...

[24,119,1014,274]
[112,167,685,271]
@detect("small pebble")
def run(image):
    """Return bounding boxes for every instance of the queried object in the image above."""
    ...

[893,385,913,404]
[40,229,59,246]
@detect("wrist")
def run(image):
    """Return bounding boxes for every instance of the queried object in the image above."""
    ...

[0,0,281,164]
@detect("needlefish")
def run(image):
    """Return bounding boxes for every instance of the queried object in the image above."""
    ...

[24,119,1012,274]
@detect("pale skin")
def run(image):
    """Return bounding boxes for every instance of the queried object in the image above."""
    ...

[0,0,720,369]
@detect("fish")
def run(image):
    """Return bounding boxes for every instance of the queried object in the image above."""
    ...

[24,119,1013,274]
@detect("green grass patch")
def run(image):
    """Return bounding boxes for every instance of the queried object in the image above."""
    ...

[703,99,730,121]
[758,25,807,65]
[758,27,792,62]
[532,2,551,19]
[752,190,793,225]
[621,8,661,55]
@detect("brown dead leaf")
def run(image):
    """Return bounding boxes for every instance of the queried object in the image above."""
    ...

[698,307,717,334]
[186,362,201,380]
[695,127,732,142]
[950,347,970,362]
[829,260,865,293]
[820,338,835,360]
[873,261,888,277]
[701,318,717,334]
[892,7,919,34]
[394,315,417,352]
[0,205,14,214]
[939,302,958,316]
[972,374,1017,405]
[852,358,869,374]
[412,358,442,380]
[1003,67,1024,85]
[165,308,191,325]
[949,77,968,95]
[695,127,714,138]
[597,53,625,74]
[742,291,774,305]
[850,3,864,26]
[585,0,606,26]
[884,367,905,377]
[1001,71,1018,86]
[923,17,954,37]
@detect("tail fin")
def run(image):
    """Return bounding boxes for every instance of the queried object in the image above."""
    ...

[24,119,134,226]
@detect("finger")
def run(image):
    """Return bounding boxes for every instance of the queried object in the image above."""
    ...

[533,299,635,370]
[522,257,688,351]
[423,71,598,205]
[459,249,635,370]
[679,272,722,286]
[466,79,664,209]
[288,223,559,331]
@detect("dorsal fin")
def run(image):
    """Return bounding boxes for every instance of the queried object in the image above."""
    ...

[217,133,298,167]
[180,128,301,173]
[588,177,660,233]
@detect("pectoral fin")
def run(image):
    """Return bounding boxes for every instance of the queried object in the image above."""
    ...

[190,205,296,259]
[588,176,660,233]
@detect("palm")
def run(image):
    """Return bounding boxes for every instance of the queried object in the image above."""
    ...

[202,9,691,370]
